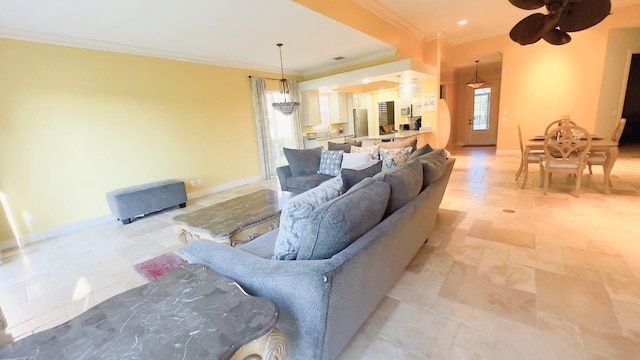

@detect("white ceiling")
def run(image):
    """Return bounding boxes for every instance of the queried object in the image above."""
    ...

[1,0,639,75]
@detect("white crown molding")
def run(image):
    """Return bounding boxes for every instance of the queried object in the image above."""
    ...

[303,49,398,77]
[354,0,426,41]
[0,27,303,76]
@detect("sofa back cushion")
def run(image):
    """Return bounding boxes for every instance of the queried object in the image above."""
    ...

[328,141,363,152]
[284,147,322,177]
[296,178,390,260]
[373,159,423,216]
[408,143,434,160]
[273,176,343,260]
[340,160,383,191]
[416,149,447,188]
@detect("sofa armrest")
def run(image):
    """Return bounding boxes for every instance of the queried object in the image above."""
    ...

[276,165,293,191]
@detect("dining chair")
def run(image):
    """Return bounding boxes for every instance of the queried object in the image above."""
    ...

[539,125,592,197]
[516,124,543,185]
[544,118,577,135]
[587,118,626,185]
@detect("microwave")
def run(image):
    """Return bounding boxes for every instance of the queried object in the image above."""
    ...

[400,105,411,117]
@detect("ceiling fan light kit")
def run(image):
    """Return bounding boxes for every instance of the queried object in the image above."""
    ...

[272,43,300,115]
[467,60,487,89]
[508,0,611,46]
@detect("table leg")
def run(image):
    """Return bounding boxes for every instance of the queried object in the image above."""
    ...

[519,147,530,189]
[231,327,287,360]
[516,151,525,180]
[602,146,619,195]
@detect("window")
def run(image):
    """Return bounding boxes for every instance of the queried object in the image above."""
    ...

[266,91,296,166]
[472,87,491,131]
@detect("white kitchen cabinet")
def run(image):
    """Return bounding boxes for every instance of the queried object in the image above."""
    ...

[329,92,348,124]
[352,93,371,109]
[300,90,321,126]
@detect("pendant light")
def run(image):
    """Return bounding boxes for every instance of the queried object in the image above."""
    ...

[466,60,487,89]
[272,43,299,115]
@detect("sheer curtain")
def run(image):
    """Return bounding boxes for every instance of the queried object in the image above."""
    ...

[250,77,303,179]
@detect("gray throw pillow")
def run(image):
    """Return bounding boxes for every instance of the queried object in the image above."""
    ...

[318,149,344,176]
[328,141,363,153]
[416,149,447,188]
[408,144,434,160]
[340,161,383,191]
[273,176,343,260]
[284,148,322,177]
[373,159,423,216]
[296,178,390,260]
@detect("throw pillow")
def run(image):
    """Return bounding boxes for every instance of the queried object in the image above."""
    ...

[408,144,434,160]
[340,160,383,191]
[417,149,447,188]
[375,137,418,153]
[318,149,344,176]
[273,176,343,260]
[350,144,380,162]
[341,152,369,169]
[296,178,390,260]
[373,159,423,216]
[379,147,413,171]
[283,148,322,177]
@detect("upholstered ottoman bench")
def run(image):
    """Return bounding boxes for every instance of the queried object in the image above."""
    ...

[106,179,187,224]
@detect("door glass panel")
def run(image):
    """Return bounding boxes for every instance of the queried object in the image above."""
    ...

[473,88,491,131]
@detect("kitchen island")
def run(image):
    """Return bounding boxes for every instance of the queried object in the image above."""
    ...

[355,129,434,147]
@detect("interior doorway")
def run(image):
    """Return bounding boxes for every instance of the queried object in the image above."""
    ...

[620,53,640,144]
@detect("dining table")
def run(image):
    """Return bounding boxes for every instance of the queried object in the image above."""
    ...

[518,136,619,194]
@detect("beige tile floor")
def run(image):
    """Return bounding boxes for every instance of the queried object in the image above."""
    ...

[1,145,639,359]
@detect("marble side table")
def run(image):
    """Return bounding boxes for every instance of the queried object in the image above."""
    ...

[0,264,287,359]
[174,189,292,246]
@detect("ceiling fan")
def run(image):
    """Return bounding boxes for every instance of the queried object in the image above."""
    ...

[508,0,611,46]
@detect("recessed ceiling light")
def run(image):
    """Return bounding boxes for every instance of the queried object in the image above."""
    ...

[458,19,468,26]
[363,79,370,84]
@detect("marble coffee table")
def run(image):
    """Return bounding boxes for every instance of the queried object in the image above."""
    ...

[0,264,287,360]
[173,189,292,246]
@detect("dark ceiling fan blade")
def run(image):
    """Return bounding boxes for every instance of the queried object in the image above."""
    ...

[510,13,561,45]
[543,28,572,45]
[508,0,545,10]
[558,0,611,32]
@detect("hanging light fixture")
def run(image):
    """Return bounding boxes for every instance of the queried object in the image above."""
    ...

[466,60,487,89]
[272,43,299,115]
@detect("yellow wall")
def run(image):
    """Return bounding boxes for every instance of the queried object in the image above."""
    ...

[0,38,283,241]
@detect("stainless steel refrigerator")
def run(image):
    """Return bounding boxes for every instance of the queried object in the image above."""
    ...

[353,109,369,138]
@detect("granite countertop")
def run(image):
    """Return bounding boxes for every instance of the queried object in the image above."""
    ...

[304,133,354,141]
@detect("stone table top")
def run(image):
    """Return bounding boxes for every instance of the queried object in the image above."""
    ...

[173,189,292,242]
[0,264,279,360]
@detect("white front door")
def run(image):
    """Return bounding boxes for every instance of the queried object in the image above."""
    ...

[465,87,494,146]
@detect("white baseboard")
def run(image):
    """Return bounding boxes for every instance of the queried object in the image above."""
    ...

[0,175,264,251]
[495,150,520,156]
[0,214,115,250]
[186,176,263,200]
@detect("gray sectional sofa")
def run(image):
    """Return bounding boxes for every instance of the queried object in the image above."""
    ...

[181,149,454,360]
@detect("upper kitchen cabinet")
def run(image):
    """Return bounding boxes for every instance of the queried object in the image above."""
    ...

[300,90,321,126]
[352,93,371,109]
[329,92,349,124]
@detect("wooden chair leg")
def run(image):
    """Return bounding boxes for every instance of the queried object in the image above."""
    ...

[588,164,593,174]
[574,172,583,197]
[543,171,550,195]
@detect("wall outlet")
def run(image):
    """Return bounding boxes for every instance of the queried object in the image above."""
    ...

[196,178,202,185]
[190,180,196,186]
